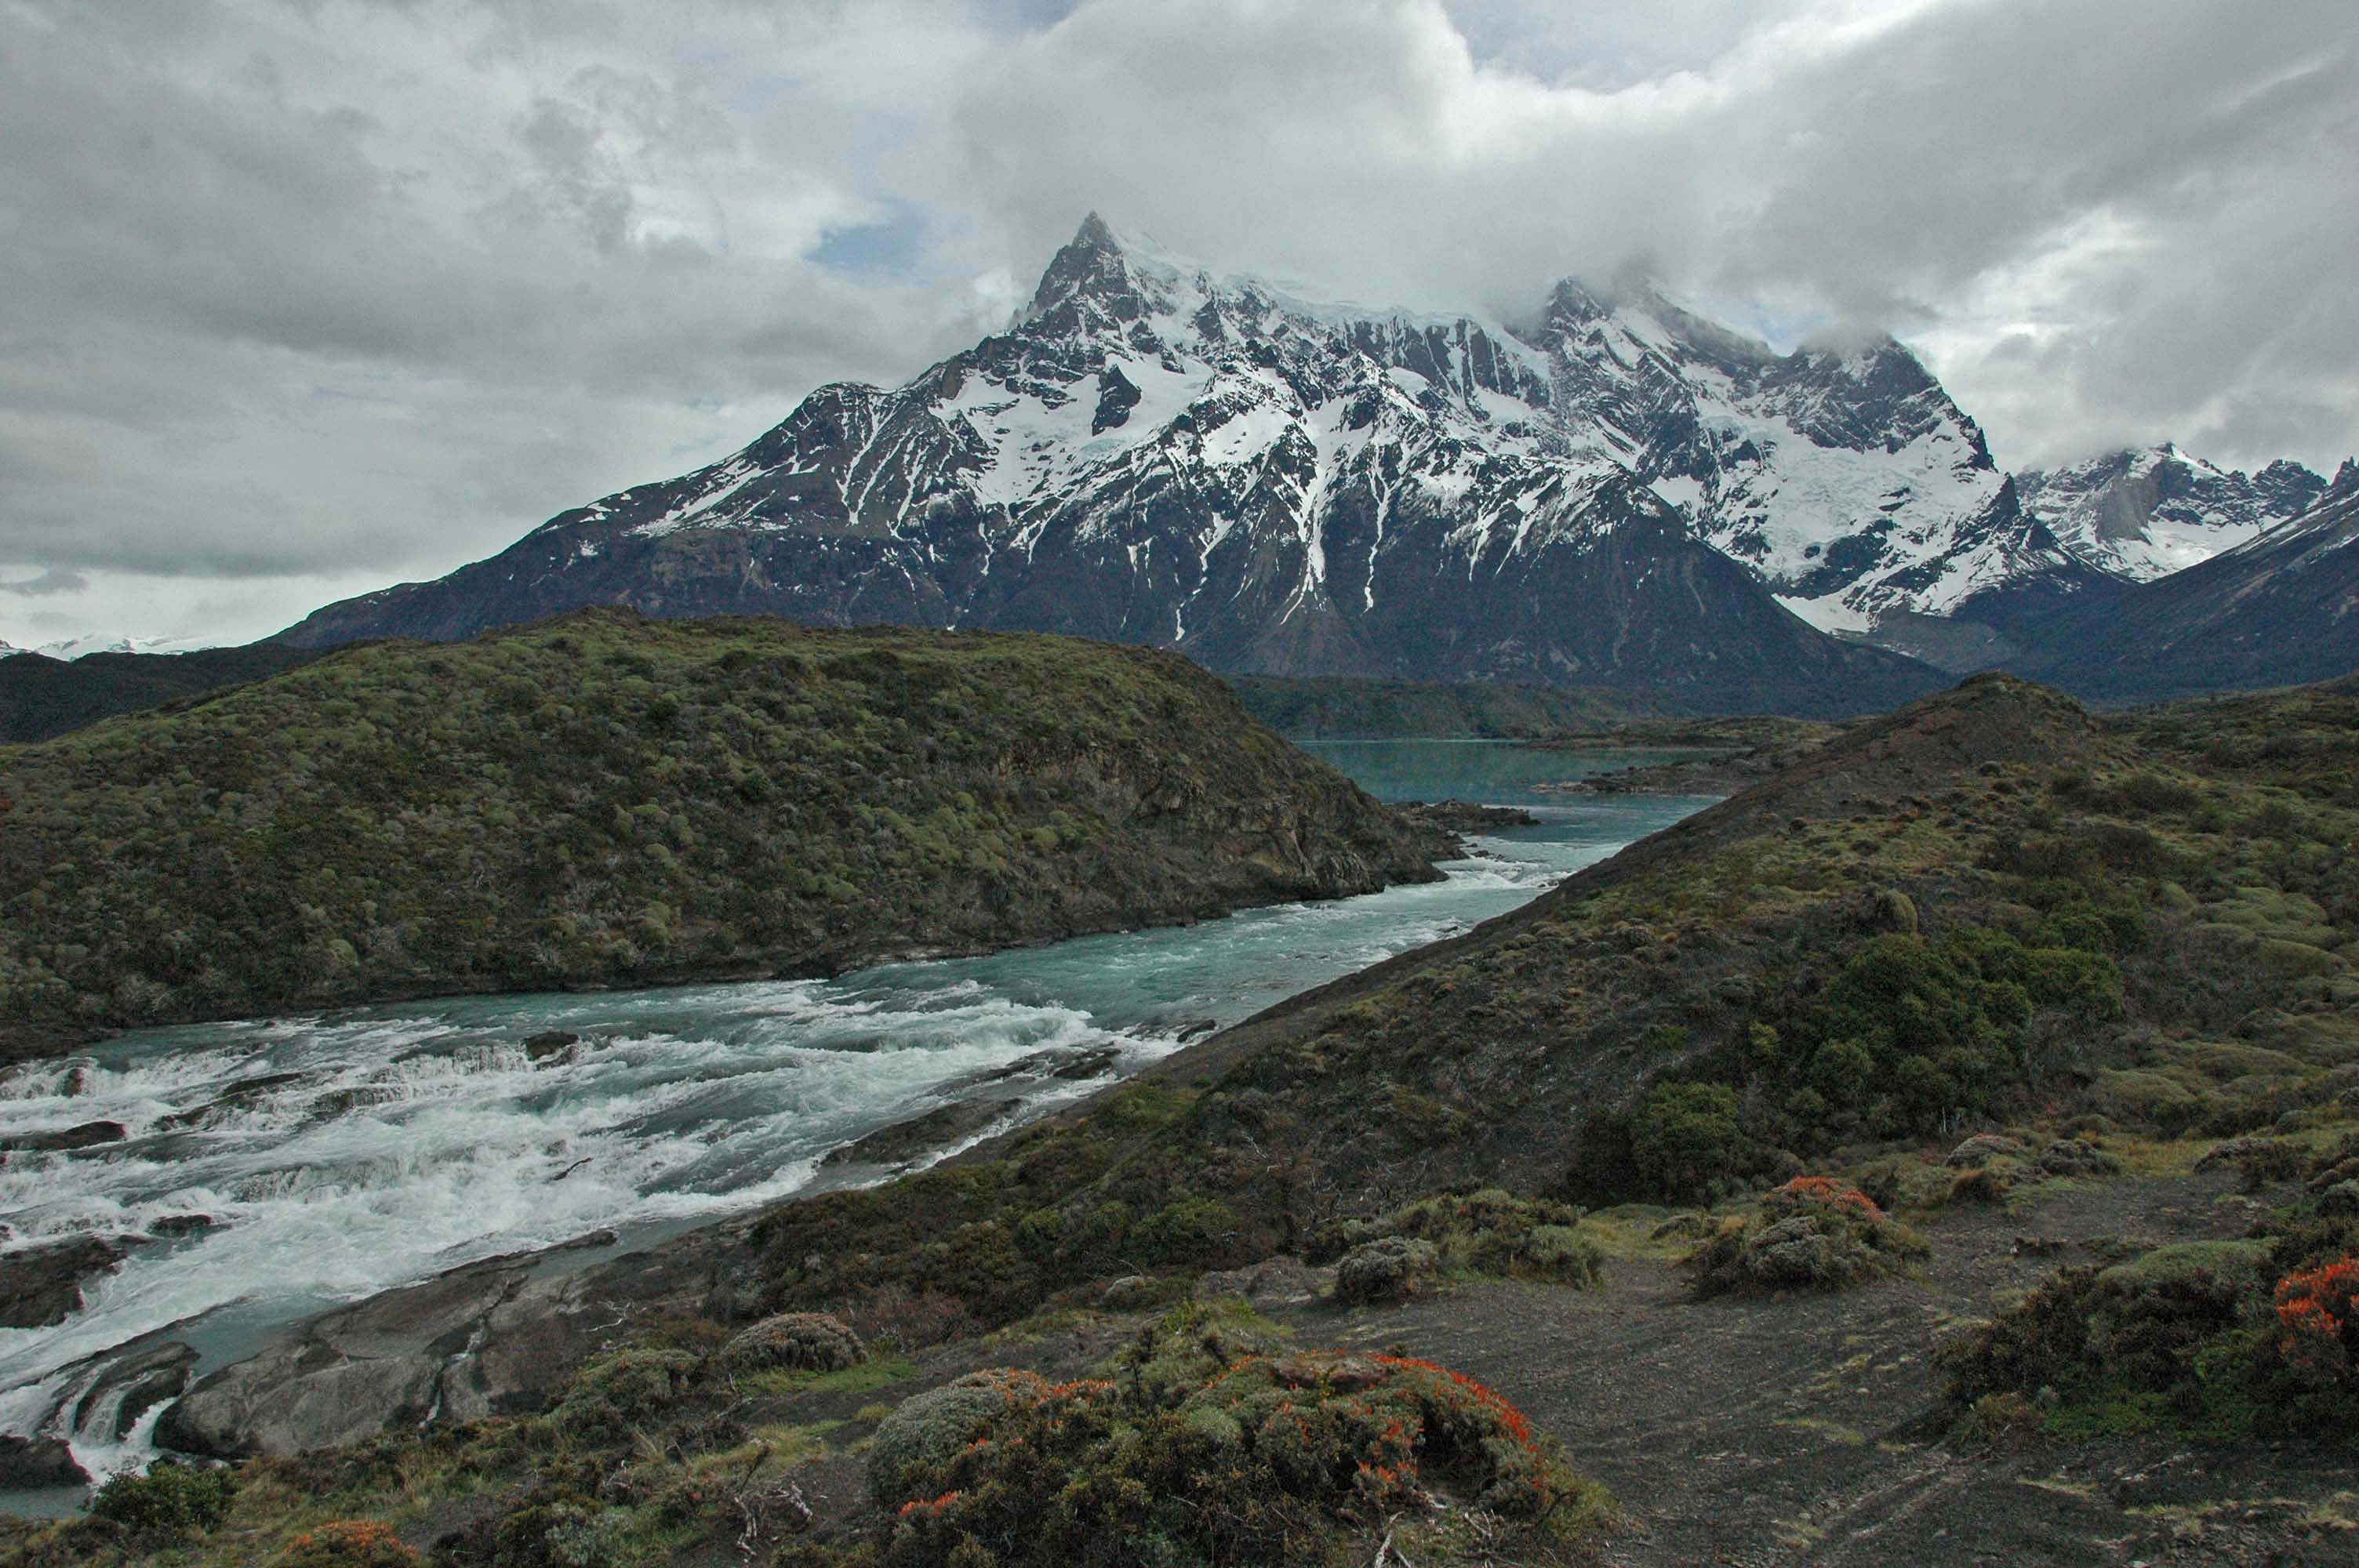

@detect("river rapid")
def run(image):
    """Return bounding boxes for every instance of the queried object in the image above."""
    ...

[0,742,1713,1502]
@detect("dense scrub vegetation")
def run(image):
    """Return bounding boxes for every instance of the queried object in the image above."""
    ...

[0,612,1441,1049]
[9,672,2358,1564]
[1309,1188,1607,1302]
[2,1305,1603,1568]
[861,1342,1599,1566]
[1941,1131,2359,1446]
[733,673,2359,1375]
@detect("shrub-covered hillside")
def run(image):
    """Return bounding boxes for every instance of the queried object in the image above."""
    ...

[721,673,2358,1335]
[23,672,2359,1567]
[0,611,1445,1053]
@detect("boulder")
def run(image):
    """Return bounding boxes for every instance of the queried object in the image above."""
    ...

[146,1214,217,1240]
[154,1221,740,1459]
[154,1072,307,1131]
[524,1030,580,1062]
[0,1435,85,1489]
[819,1095,1022,1170]
[1191,1255,1329,1308]
[67,1340,198,1439]
[2,1120,127,1154]
[0,1236,129,1328]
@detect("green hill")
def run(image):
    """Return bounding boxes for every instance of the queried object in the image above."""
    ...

[0,612,1444,1057]
[0,643,323,745]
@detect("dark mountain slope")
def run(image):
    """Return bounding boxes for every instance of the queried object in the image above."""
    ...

[2008,470,2359,701]
[1227,674,1674,738]
[0,612,1446,1055]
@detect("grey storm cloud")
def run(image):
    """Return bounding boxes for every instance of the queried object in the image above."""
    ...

[0,0,2352,644]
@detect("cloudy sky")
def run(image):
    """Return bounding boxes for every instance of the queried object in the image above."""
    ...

[2,0,2353,647]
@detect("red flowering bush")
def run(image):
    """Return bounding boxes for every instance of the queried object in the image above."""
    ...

[864,1315,1603,1566]
[1690,1176,1925,1294]
[1765,1175,1887,1221]
[275,1519,423,1568]
[2277,1256,2359,1381]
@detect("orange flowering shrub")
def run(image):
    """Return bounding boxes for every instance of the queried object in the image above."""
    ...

[1766,1175,1887,1221]
[275,1519,423,1568]
[865,1328,1601,1567]
[2277,1256,2359,1381]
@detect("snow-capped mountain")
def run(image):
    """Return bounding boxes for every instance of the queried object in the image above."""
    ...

[1519,276,2062,635]
[2010,462,2359,701]
[318,214,2324,710]
[2015,445,2328,583]
[24,633,220,661]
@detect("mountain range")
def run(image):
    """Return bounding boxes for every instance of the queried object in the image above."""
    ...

[2011,463,2359,702]
[207,215,2352,710]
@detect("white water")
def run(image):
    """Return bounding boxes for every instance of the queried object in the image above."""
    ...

[0,742,1711,1501]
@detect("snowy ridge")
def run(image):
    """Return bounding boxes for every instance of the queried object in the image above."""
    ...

[15,633,222,661]
[582,213,1643,626]
[2013,444,2328,583]
[295,216,2223,707]
[552,216,2010,640]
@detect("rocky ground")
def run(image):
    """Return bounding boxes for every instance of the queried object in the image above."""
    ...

[1350,1174,2352,1567]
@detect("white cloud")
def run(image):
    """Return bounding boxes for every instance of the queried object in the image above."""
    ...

[0,0,2351,645]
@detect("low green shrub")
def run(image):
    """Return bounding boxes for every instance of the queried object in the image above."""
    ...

[1334,1236,1441,1305]
[1110,1299,1291,1410]
[1687,1178,1927,1294]
[2194,1135,2309,1189]
[87,1461,235,1535]
[867,1370,1051,1511]
[543,1348,702,1447]
[718,1312,865,1375]
[1314,1187,1606,1290]
[1627,1081,1755,1203]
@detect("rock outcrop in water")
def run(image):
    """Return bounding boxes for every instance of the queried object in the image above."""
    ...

[0,611,1448,1058]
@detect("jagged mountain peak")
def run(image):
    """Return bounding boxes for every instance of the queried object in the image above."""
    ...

[282,216,2104,709]
[2014,442,2331,583]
